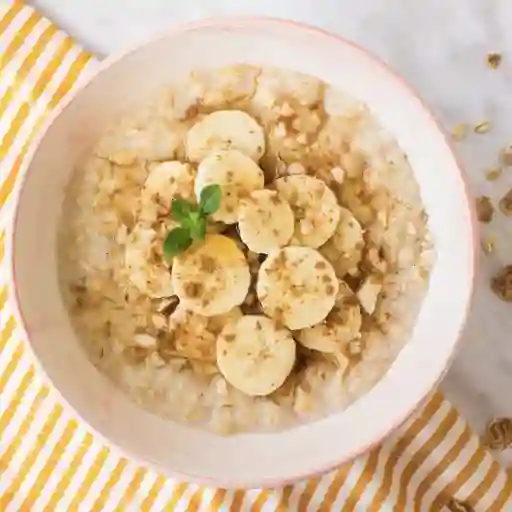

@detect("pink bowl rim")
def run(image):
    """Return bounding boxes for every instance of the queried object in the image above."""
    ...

[9,16,478,489]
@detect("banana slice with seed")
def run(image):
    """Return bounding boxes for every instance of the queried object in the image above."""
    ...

[216,315,296,396]
[297,281,362,353]
[256,246,339,330]
[171,234,250,316]
[143,161,196,209]
[238,189,294,254]
[275,175,341,248]
[195,150,264,223]
[186,110,265,163]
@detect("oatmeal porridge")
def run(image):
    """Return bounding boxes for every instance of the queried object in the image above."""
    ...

[58,65,434,435]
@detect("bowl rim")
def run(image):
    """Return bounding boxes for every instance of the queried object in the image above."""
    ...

[9,16,478,489]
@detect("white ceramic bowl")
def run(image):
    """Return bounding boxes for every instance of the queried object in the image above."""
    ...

[10,18,476,488]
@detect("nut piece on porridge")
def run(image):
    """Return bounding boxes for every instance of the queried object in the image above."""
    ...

[238,189,295,253]
[275,175,341,248]
[186,110,265,162]
[297,281,362,355]
[195,150,264,223]
[356,275,382,315]
[475,196,494,223]
[143,161,196,210]
[171,234,251,315]
[257,247,339,330]
[491,265,512,302]
[216,315,296,396]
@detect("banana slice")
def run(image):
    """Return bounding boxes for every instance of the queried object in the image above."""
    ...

[195,150,264,223]
[186,110,265,162]
[171,234,251,316]
[297,281,362,353]
[142,161,196,209]
[124,224,175,298]
[256,247,339,330]
[319,207,364,277]
[275,175,340,248]
[216,315,296,396]
[238,190,294,254]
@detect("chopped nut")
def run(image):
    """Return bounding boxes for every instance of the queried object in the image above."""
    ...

[357,276,382,315]
[133,333,157,348]
[491,265,512,301]
[487,52,502,70]
[475,196,494,223]
[485,167,502,181]
[501,145,512,167]
[474,120,491,134]
[300,219,313,235]
[330,166,345,184]
[481,237,495,255]
[296,133,308,145]
[499,189,512,216]
[287,162,306,175]
[280,102,295,117]
[451,123,468,141]
[152,314,167,330]
[348,339,363,356]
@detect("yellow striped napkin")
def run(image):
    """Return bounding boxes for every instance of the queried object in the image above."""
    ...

[0,3,511,510]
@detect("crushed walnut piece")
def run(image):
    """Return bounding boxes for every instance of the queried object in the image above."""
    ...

[487,52,502,70]
[499,189,512,217]
[475,196,494,223]
[491,265,512,301]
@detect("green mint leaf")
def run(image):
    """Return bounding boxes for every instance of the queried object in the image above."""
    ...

[188,217,207,241]
[199,184,222,214]
[163,227,192,262]
[171,198,197,223]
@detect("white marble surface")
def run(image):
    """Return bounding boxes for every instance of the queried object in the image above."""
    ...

[26,0,512,462]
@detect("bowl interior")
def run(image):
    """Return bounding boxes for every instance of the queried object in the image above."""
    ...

[11,19,474,487]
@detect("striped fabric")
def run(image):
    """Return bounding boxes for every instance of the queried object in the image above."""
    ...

[0,2,511,510]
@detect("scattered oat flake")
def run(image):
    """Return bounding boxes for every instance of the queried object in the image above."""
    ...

[474,120,491,134]
[481,237,495,255]
[485,167,502,181]
[475,196,494,223]
[491,265,512,301]
[499,188,512,216]
[451,123,468,141]
[487,52,502,69]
